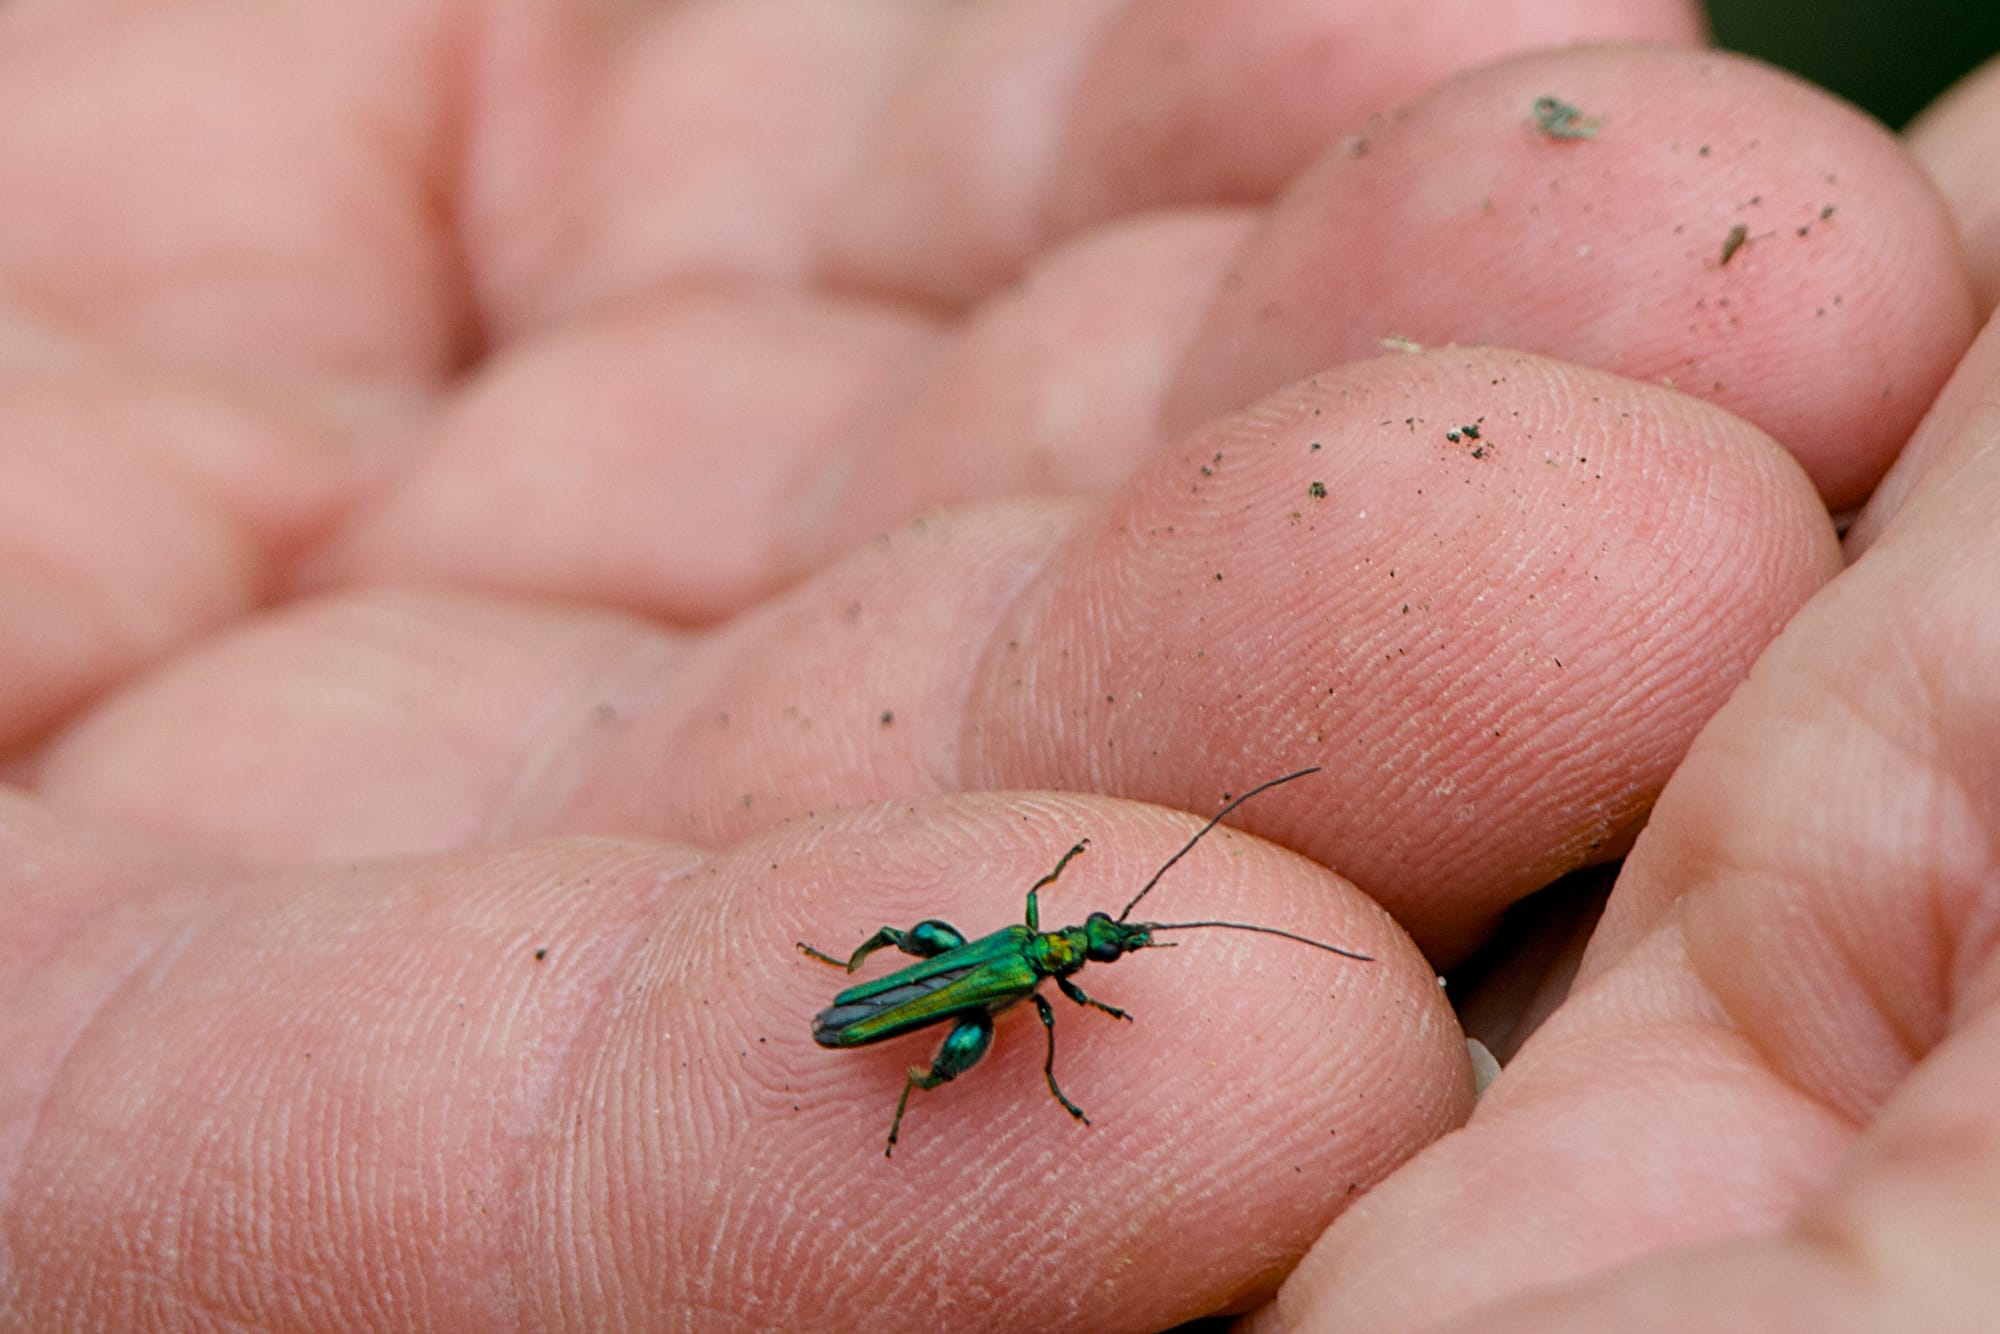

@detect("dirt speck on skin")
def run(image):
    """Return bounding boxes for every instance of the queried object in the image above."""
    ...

[1719,223,1748,265]
[1530,95,1598,140]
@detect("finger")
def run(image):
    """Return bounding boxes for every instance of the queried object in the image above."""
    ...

[1842,282,2000,557]
[1044,0,1701,233]
[0,0,1693,376]
[1258,310,2000,1330]
[299,291,948,620]
[1908,52,2000,316]
[0,2,469,752]
[38,501,1077,862]
[322,43,1957,623]
[42,351,1838,960]
[1861,59,2000,548]
[471,0,1699,322]
[1251,917,1856,1332]
[0,787,1468,1331]
[313,214,1243,617]
[1165,45,1977,511]
[0,5,467,387]
[0,369,351,753]
[1436,1010,2000,1332]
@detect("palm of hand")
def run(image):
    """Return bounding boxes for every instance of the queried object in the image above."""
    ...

[5,4,1998,1331]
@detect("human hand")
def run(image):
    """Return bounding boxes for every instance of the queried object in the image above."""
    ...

[1262,49,2000,1334]
[0,3,1981,1330]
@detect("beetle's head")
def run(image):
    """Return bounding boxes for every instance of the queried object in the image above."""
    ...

[1083,912,1154,962]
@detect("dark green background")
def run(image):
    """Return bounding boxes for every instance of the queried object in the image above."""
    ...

[1711,0,2000,126]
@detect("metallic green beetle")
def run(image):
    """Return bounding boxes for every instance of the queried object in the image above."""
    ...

[798,768,1372,1156]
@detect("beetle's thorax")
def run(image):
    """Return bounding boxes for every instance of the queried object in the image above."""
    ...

[1031,913,1157,976]
[1029,925,1093,977]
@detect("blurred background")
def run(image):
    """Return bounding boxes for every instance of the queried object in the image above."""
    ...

[1710,0,2000,126]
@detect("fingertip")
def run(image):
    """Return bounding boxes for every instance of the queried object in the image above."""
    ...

[1168,44,1977,509]
[1908,53,2000,316]
[1053,0,1702,225]
[975,347,1839,951]
[697,790,1469,1330]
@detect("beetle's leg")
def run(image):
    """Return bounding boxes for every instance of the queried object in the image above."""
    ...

[885,1011,994,1157]
[1023,839,1090,931]
[797,919,967,972]
[1030,993,1089,1126]
[1057,974,1131,1023]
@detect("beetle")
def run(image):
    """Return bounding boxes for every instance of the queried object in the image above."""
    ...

[797,767,1372,1156]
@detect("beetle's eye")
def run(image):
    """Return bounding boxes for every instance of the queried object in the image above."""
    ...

[1087,938,1122,962]
[1086,911,1112,925]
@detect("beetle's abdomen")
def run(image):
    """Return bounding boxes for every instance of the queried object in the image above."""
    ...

[812,971,964,1047]
[811,1003,869,1047]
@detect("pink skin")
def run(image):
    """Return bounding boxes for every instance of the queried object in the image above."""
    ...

[1908,53,2000,316]
[1162,46,1976,511]
[2,2,1996,1330]
[1265,291,2000,1334]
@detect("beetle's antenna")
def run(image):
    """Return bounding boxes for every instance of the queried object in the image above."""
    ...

[1149,920,1372,960]
[1116,767,1322,922]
